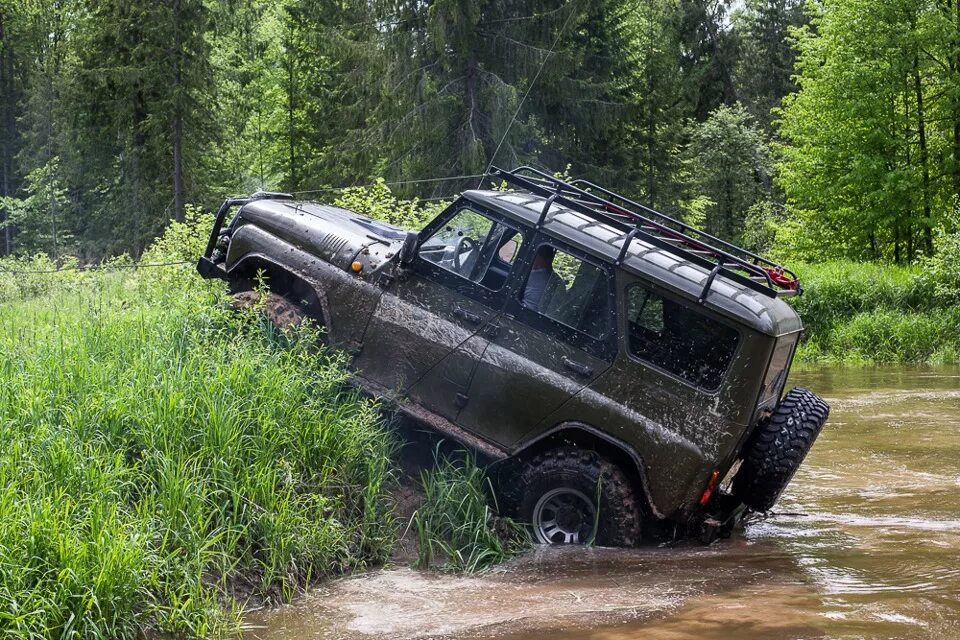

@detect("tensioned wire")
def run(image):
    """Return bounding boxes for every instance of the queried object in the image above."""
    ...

[0,260,194,276]
[289,174,485,196]
[4,179,471,274]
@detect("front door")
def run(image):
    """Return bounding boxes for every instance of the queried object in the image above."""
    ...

[457,238,618,446]
[355,203,527,420]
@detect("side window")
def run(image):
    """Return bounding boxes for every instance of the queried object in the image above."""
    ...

[521,244,610,339]
[418,208,523,291]
[626,283,739,390]
[760,335,797,403]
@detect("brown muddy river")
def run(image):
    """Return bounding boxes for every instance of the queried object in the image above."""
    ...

[243,366,960,639]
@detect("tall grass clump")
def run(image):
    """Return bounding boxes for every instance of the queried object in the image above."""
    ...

[413,451,528,572]
[792,260,959,364]
[0,215,396,637]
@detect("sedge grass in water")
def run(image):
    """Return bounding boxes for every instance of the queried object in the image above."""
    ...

[0,256,395,636]
[413,451,529,572]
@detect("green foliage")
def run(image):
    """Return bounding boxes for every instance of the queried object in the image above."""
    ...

[916,203,960,303]
[0,157,72,257]
[414,451,528,572]
[741,199,781,254]
[333,179,448,230]
[0,221,397,637]
[791,260,958,364]
[798,308,960,365]
[685,104,772,243]
[776,0,960,261]
[732,0,806,131]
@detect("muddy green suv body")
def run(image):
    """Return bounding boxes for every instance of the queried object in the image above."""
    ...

[198,167,829,544]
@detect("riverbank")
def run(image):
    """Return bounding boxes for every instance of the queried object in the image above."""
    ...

[0,243,396,636]
[791,261,959,365]
[0,218,954,637]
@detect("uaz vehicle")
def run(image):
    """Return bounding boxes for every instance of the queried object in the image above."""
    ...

[197,167,830,545]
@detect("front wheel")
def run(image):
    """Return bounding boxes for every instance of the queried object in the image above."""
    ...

[517,448,641,547]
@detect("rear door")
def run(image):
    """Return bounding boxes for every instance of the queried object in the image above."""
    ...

[456,238,618,446]
[355,203,527,420]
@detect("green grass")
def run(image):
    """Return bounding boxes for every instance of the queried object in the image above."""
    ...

[0,218,397,637]
[413,451,528,573]
[792,261,959,364]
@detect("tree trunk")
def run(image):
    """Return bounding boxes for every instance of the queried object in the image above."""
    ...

[0,7,11,255]
[954,0,960,198]
[173,115,184,222]
[894,224,901,264]
[907,222,914,263]
[49,189,58,261]
[287,35,297,191]
[171,0,185,222]
[465,57,479,172]
[646,13,656,207]
[913,54,933,256]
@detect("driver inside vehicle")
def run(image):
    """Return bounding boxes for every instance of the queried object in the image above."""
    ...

[522,245,562,311]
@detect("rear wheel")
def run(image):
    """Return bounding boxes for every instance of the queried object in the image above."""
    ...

[733,387,830,511]
[517,448,640,547]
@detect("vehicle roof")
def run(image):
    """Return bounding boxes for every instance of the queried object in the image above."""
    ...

[463,189,802,337]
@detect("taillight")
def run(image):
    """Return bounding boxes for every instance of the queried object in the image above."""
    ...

[699,470,721,506]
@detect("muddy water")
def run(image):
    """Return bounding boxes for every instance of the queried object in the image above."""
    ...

[243,367,960,639]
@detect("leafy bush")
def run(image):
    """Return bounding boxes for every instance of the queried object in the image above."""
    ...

[917,207,960,305]
[333,178,448,229]
[413,452,528,572]
[792,261,933,337]
[799,308,960,365]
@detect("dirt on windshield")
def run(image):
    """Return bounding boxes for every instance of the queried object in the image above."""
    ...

[243,366,960,640]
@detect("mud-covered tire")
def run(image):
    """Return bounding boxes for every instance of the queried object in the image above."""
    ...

[517,448,640,547]
[231,291,306,332]
[733,387,830,512]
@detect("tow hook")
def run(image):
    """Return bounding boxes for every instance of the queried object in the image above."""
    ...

[698,517,723,544]
[697,495,749,544]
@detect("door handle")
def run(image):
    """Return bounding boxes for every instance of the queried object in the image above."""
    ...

[453,306,482,325]
[562,357,594,378]
[484,323,500,339]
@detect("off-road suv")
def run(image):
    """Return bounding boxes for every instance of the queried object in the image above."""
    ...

[198,166,830,546]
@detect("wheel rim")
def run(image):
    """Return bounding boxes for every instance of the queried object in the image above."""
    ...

[532,487,597,545]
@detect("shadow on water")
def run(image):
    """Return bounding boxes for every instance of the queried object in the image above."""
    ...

[243,366,960,640]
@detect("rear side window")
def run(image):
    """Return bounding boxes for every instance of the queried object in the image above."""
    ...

[626,283,739,390]
[760,335,797,403]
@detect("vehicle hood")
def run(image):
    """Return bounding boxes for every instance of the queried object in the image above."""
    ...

[237,199,406,271]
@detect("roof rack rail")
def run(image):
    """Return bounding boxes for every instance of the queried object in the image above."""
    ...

[486,166,801,300]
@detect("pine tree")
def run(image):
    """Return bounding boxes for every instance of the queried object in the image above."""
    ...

[733,0,806,132]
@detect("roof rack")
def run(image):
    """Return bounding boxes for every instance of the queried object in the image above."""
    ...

[486,166,801,300]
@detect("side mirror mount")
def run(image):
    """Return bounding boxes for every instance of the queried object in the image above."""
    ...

[399,231,419,266]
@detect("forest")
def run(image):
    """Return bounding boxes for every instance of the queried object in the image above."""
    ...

[1,0,959,263]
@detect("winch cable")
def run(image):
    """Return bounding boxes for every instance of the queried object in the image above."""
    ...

[478,0,580,188]
[0,260,193,276]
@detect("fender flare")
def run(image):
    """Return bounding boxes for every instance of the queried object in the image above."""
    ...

[227,252,333,328]
[511,421,664,520]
